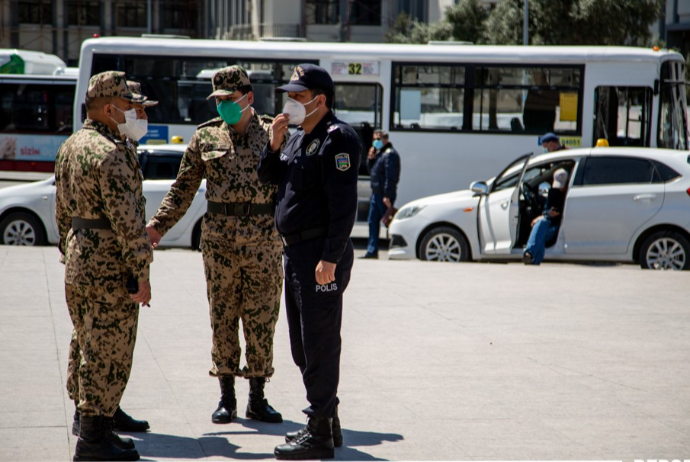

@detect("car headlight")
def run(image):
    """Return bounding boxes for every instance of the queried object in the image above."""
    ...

[395,205,426,220]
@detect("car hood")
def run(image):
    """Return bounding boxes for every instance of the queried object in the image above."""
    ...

[403,189,477,209]
[0,177,55,199]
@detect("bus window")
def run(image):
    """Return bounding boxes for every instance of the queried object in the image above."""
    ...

[473,66,581,135]
[658,61,688,150]
[333,82,383,176]
[91,55,314,125]
[0,83,74,133]
[392,64,465,131]
[593,87,652,147]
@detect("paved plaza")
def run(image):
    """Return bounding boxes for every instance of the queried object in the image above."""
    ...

[0,245,689,461]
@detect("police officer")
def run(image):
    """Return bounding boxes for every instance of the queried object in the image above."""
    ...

[146,66,285,425]
[361,129,401,259]
[257,64,361,460]
[65,80,158,440]
[55,71,152,462]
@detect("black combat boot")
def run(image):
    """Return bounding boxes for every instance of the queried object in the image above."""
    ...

[285,406,342,447]
[112,407,150,432]
[212,376,237,424]
[73,415,139,462]
[104,416,136,449]
[274,416,334,460]
[246,377,283,423]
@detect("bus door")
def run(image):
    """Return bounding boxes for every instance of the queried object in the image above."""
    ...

[478,154,531,254]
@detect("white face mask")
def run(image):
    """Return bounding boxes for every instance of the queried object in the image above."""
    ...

[282,96,318,125]
[111,105,148,141]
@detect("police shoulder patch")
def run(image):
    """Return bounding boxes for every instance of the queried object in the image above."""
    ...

[327,124,341,134]
[306,139,320,156]
[335,153,350,171]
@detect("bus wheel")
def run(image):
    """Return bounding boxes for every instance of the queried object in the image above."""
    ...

[419,226,469,263]
[639,231,690,271]
[0,212,46,246]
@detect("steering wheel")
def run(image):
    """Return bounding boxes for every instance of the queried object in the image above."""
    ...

[521,182,540,212]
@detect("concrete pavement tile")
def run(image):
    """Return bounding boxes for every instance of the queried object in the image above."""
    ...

[0,409,66,429]
[0,427,71,462]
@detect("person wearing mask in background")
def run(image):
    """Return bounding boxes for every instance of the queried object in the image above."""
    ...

[65,80,157,443]
[55,71,152,462]
[258,63,361,460]
[523,168,569,266]
[361,130,400,259]
[541,132,567,152]
[146,66,286,426]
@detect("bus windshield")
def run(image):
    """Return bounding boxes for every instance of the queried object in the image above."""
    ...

[658,60,688,150]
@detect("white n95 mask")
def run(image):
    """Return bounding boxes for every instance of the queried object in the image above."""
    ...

[282,96,318,125]
[112,106,148,141]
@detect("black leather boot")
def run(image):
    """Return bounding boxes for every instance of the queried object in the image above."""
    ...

[73,415,139,461]
[72,400,80,436]
[112,407,149,432]
[274,416,334,460]
[285,406,342,447]
[246,377,283,423]
[212,376,237,424]
[104,416,136,450]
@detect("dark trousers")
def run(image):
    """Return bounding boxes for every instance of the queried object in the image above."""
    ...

[283,237,354,418]
[366,193,386,255]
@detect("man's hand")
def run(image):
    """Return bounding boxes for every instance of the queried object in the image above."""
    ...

[315,260,336,285]
[531,216,543,227]
[146,225,162,249]
[270,114,290,152]
[130,279,151,306]
[367,147,376,160]
[548,208,560,218]
[383,197,392,208]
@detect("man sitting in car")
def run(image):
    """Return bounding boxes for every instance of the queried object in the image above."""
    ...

[523,168,568,265]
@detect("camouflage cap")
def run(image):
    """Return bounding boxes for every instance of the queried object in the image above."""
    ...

[127,80,158,107]
[87,71,139,101]
[207,65,251,100]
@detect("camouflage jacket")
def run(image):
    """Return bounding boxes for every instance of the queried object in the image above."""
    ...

[148,111,287,240]
[55,119,152,285]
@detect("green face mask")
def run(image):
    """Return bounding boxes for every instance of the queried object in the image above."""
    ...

[216,94,248,125]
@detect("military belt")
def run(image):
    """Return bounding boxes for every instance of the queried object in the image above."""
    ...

[71,217,111,230]
[207,201,274,217]
[279,227,328,247]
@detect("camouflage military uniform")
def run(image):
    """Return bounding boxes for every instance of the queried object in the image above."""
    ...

[55,72,152,418]
[65,79,158,408]
[148,73,285,379]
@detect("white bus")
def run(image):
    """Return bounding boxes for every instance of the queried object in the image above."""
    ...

[74,37,688,223]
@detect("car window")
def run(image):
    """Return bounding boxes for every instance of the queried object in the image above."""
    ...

[651,160,681,182]
[582,156,655,186]
[139,153,182,180]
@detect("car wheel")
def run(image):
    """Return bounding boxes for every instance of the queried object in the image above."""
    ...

[639,231,690,271]
[419,226,469,262]
[0,212,47,246]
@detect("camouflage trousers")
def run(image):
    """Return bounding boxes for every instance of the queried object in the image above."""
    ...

[65,283,139,417]
[201,230,283,379]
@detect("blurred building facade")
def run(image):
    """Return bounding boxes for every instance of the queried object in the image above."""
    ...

[0,0,497,65]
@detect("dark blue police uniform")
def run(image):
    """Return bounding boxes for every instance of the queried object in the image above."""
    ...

[258,109,361,419]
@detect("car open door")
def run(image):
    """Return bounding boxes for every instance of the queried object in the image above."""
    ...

[477,154,532,254]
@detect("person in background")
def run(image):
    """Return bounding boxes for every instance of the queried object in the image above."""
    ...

[541,132,567,152]
[361,130,401,259]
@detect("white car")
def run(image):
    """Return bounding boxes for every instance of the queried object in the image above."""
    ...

[0,144,207,249]
[389,147,690,270]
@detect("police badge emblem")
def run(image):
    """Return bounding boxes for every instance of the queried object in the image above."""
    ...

[335,153,350,171]
[306,139,320,156]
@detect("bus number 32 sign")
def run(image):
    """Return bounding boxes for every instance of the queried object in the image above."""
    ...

[331,61,380,76]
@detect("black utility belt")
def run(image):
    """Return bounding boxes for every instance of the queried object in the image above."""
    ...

[207,201,274,217]
[279,227,327,247]
[71,217,111,230]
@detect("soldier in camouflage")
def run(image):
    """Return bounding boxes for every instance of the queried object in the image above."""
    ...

[65,80,159,444]
[146,65,287,425]
[55,70,153,462]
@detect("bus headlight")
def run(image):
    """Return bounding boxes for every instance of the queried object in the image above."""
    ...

[396,205,426,220]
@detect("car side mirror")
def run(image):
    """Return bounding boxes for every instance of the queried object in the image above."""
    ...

[470,181,489,196]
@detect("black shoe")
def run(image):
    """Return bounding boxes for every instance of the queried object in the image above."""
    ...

[246,377,282,423]
[358,253,378,259]
[105,417,136,450]
[212,376,237,424]
[112,407,149,433]
[523,252,532,265]
[73,415,139,462]
[286,408,342,447]
[275,417,334,460]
